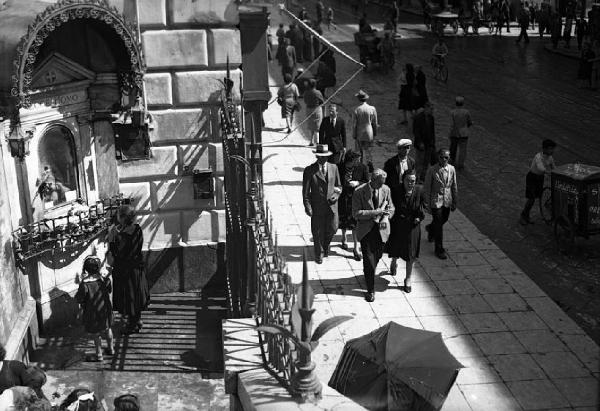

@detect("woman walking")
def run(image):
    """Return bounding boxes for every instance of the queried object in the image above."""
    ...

[277,73,300,134]
[303,79,325,146]
[386,169,425,293]
[338,150,369,260]
[397,64,416,125]
[108,205,150,334]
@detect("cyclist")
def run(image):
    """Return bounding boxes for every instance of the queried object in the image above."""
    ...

[431,38,448,68]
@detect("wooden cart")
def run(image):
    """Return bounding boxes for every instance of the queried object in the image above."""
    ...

[430,11,460,36]
[551,164,600,253]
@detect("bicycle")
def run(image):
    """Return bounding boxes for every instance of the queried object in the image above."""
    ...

[430,55,448,82]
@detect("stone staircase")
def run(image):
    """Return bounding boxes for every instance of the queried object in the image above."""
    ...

[32,290,230,409]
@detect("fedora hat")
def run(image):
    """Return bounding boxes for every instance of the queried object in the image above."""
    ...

[313,144,333,156]
[355,89,369,100]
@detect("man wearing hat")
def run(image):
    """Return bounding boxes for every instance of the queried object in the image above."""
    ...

[319,103,347,165]
[303,144,342,264]
[383,139,416,201]
[352,90,378,172]
[449,96,473,170]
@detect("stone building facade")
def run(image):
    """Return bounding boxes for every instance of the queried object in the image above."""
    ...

[0,0,255,359]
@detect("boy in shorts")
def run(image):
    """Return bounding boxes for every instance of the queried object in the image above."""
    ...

[520,139,556,225]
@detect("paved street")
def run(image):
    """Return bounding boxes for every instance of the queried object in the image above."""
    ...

[261,2,600,409]
[274,0,600,345]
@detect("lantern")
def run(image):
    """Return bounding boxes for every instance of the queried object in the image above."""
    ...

[6,123,33,161]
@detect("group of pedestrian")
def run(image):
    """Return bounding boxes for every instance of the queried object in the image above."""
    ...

[302,139,458,302]
[275,4,338,137]
[302,86,460,303]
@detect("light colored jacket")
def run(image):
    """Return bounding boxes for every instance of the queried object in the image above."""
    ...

[352,182,395,242]
[423,164,458,209]
[353,102,378,142]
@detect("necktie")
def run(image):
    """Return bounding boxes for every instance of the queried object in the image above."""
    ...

[372,189,378,208]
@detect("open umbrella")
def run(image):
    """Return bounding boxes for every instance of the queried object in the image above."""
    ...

[329,322,463,411]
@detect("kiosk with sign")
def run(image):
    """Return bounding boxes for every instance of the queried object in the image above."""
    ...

[551,163,600,253]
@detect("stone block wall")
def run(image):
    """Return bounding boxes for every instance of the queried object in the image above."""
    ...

[117,0,242,250]
[0,126,37,359]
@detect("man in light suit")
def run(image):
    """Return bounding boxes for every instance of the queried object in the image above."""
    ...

[423,148,458,260]
[303,144,342,264]
[352,90,378,172]
[319,104,347,165]
[353,169,395,302]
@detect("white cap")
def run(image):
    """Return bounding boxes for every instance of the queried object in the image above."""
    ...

[397,139,412,148]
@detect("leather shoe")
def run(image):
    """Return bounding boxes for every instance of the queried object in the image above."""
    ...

[435,250,448,260]
[316,255,323,264]
[404,285,412,293]
[353,249,362,261]
[365,292,375,302]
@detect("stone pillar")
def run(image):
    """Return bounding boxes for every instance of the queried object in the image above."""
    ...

[239,6,271,316]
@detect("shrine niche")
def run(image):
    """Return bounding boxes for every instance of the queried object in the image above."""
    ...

[2,0,147,329]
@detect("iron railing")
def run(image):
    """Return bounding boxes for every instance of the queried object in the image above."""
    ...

[219,67,297,386]
[251,202,297,385]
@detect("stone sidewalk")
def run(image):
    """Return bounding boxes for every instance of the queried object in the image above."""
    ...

[261,89,599,410]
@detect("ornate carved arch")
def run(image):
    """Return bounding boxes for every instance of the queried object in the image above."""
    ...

[11,0,145,108]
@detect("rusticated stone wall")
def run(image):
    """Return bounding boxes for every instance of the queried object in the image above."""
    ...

[117,0,242,251]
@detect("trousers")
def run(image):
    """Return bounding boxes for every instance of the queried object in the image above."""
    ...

[415,146,434,182]
[430,207,451,253]
[360,224,383,293]
[311,211,337,258]
[450,137,468,169]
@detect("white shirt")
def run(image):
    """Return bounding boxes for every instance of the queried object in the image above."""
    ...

[398,157,409,184]
[439,165,452,207]
[530,152,555,176]
[320,163,327,177]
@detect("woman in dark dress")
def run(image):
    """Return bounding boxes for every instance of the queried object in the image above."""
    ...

[338,149,369,260]
[108,205,149,334]
[398,63,416,124]
[386,169,425,293]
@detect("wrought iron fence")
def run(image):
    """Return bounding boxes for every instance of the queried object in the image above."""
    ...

[219,68,297,386]
[252,202,297,385]
[220,91,248,318]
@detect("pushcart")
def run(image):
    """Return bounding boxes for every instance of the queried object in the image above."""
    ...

[430,11,459,36]
[551,163,600,253]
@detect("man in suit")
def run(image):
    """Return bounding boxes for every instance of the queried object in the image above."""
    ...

[353,169,395,302]
[352,90,378,172]
[423,148,458,260]
[319,104,347,165]
[303,144,342,264]
[383,139,416,203]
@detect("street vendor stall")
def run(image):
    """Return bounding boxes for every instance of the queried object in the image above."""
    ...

[551,163,600,253]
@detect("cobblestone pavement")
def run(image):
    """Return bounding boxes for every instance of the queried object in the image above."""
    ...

[274,1,600,345]
[262,3,599,409]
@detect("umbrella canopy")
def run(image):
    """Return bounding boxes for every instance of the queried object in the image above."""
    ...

[329,322,463,411]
